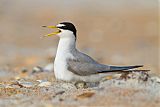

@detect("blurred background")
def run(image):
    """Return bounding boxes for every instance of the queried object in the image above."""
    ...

[0,0,159,73]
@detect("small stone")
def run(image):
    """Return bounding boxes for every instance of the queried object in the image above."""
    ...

[76,92,95,99]
[55,90,65,95]
[74,81,87,89]
[59,98,64,101]
[16,80,34,88]
[37,80,51,87]
[15,76,21,80]
[43,63,54,72]
[32,66,43,73]
[5,85,14,88]
[21,67,28,73]
[105,75,113,80]
[150,76,160,83]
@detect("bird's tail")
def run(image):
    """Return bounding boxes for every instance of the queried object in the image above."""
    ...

[98,65,143,73]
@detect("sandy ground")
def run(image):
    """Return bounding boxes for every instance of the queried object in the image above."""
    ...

[0,68,160,107]
[0,0,159,107]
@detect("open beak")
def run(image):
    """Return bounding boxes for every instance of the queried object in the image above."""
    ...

[42,25,61,37]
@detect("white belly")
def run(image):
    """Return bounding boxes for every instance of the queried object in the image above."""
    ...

[54,54,75,81]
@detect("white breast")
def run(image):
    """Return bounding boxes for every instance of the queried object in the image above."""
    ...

[54,52,77,81]
[54,54,68,80]
[54,35,76,81]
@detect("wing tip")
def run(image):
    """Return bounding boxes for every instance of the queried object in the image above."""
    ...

[134,65,143,68]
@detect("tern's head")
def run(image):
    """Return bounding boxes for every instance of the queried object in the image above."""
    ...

[42,22,77,39]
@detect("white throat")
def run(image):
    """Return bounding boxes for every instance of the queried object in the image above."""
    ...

[56,30,77,56]
[57,37,76,53]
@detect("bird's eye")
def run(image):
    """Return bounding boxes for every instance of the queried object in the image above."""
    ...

[58,29,61,33]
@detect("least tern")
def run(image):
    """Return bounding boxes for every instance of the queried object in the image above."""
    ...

[43,22,143,82]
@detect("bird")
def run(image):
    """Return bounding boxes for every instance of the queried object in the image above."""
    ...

[42,22,143,82]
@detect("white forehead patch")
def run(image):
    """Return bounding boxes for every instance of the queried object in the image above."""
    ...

[56,24,65,27]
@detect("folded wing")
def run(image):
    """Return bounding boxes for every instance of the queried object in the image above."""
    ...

[67,59,143,76]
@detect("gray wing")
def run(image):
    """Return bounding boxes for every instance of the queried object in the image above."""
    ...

[67,50,143,76]
[67,51,110,76]
[67,59,110,76]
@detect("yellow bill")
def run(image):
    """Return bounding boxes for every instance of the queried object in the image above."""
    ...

[42,25,61,38]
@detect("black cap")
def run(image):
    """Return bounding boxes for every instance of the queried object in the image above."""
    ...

[58,22,77,37]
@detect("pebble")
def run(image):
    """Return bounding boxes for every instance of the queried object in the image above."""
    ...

[74,81,87,89]
[32,66,43,73]
[76,92,95,99]
[43,63,54,72]
[16,80,34,88]
[150,76,160,83]
[37,80,52,87]
[21,67,28,73]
